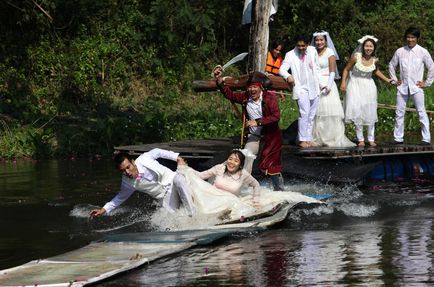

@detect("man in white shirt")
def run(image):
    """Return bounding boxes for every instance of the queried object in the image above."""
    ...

[90,148,195,217]
[389,27,434,145]
[279,35,321,148]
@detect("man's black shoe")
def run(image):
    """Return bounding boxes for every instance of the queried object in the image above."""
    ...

[421,141,431,146]
[393,141,404,145]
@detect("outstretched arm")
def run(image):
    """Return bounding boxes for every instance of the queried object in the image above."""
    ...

[243,173,261,198]
[90,208,106,217]
[144,148,179,162]
[375,67,394,84]
[196,164,220,180]
[90,179,135,217]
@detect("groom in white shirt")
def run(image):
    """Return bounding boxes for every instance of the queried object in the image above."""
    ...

[279,34,321,148]
[389,27,434,145]
[90,148,195,217]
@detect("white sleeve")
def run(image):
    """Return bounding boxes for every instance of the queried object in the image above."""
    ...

[102,178,135,214]
[389,50,399,81]
[197,164,221,180]
[143,148,179,162]
[423,50,434,87]
[279,52,292,80]
[327,72,336,89]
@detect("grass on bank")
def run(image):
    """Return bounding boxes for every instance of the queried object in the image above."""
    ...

[1,83,433,160]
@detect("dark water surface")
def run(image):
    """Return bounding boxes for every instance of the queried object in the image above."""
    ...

[1,158,433,286]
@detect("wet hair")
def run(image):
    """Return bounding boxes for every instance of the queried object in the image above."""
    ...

[225,150,245,173]
[362,38,377,56]
[114,152,133,169]
[404,26,420,39]
[293,34,310,45]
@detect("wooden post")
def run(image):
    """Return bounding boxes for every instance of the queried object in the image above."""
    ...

[247,0,272,73]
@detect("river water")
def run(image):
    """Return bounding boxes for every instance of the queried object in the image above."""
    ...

[1,158,433,286]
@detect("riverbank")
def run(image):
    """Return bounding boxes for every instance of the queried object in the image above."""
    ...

[1,83,432,159]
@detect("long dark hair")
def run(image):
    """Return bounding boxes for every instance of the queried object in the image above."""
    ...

[225,150,245,173]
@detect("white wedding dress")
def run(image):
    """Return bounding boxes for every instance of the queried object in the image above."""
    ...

[313,48,356,147]
[177,163,322,222]
[345,52,378,126]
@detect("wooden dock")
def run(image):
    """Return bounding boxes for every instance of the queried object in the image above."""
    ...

[114,137,434,185]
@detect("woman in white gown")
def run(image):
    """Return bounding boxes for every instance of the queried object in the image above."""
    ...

[177,150,322,221]
[311,31,355,147]
[340,35,395,147]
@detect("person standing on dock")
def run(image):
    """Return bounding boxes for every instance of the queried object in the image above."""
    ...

[341,35,394,147]
[90,148,195,217]
[213,68,284,191]
[389,27,434,145]
[279,34,321,148]
[310,31,355,148]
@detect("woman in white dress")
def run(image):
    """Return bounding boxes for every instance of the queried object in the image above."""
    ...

[196,149,261,204]
[311,31,355,147]
[340,35,395,147]
[177,150,321,221]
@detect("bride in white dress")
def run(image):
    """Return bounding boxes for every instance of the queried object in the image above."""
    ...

[177,150,322,221]
[340,35,394,147]
[311,31,355,147]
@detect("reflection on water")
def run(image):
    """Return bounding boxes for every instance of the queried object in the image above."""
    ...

[102,204,434,286]
[0,159,433,286]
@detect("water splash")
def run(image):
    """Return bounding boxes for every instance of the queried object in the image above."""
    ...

[337,203,378,217]
[69,203,129,218]
[150,208,222,231]
[68,203,151,233]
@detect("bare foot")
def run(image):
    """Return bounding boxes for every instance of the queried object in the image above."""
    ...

[299,141,310,148]
[308,141,319,147]
[358,141,365,147]
[369,141,377,146]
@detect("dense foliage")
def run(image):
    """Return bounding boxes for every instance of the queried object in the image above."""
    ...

[0,0,433,158]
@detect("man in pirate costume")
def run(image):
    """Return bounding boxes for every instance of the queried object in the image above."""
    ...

[213,67,284,191]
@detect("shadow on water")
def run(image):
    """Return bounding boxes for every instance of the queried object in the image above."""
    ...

[1,158,434,285]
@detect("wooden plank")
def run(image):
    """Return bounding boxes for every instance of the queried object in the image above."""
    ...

[378,103,434,115]
[115,138,434,160]
[192,74,291,92]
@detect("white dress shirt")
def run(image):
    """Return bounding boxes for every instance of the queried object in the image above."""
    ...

[279,46,321,100]
[103,148,179,214]
[389,44,434,95]
[246,93,263,136]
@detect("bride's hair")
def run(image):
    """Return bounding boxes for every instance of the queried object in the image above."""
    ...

[362,38,377,57]
[225,150,246,172]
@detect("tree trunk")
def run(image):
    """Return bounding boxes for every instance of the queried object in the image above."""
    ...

[247,0,272,73]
